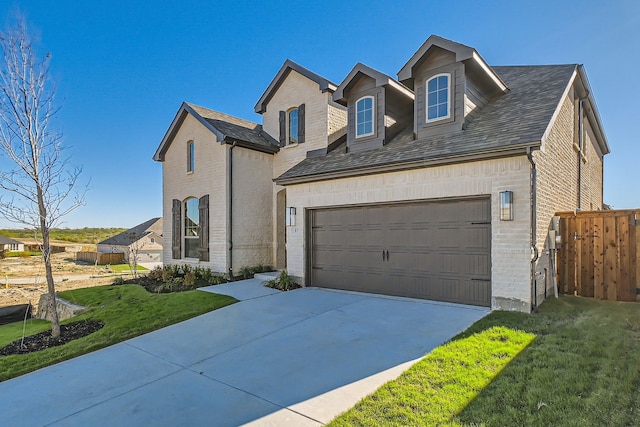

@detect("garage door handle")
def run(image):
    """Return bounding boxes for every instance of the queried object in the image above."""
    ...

[386,250,390,261]
[382,250,386,261]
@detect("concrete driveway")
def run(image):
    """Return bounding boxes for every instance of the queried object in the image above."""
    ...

[0,282,488,426]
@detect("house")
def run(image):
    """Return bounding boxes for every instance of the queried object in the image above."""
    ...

[97,218,163,263]
[154,35,609,312]
[0,234,24,253]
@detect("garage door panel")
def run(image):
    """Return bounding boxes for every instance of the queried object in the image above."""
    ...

[310,199,491,306]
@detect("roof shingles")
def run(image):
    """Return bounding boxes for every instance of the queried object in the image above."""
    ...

[276,64,577,182]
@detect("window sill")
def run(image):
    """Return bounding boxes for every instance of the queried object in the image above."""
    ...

[282,143,299,149]
[572,143,581,153]
[186,171,194,175]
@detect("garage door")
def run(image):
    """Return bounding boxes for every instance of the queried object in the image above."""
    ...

[309,198,491,306]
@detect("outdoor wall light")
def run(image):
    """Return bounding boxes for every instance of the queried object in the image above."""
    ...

[286,207,296,226]
[499,191,513,221]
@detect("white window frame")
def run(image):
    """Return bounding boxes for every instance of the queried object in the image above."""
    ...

[425,73,451,123]
[187,140,195,173]
[355,96,375,138]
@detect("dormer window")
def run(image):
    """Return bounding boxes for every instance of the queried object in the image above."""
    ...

[426,73,450,122]
[356,96,374,138]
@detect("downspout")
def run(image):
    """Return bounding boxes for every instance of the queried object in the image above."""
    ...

[577,99,583,209]
[526,147,539,311]
[226,141,237,278]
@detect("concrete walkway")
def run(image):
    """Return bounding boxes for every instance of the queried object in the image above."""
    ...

[0,279,488,426]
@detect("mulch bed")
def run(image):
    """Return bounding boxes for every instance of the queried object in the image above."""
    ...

[0,320,104,356]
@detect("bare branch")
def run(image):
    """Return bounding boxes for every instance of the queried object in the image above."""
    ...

[0,17,87,338]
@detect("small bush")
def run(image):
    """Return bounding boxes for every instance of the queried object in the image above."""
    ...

[112,276,125,285]
[239,266,254,279]
[265,270,300,291]
[183,272,196,287]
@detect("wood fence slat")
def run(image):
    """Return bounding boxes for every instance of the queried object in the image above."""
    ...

[593,216,605,299]
[635,210,640,302]
[567,216,577,295]
[617,214,632,301]
[603,216,618,301]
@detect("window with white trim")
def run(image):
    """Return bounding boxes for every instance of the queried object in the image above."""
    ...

[426,73,450,122]
[184,197,199,258]
[356,96,374,137]
[187,140,195,172]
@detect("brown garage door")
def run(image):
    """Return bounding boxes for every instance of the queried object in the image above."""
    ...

[309,198,491,306]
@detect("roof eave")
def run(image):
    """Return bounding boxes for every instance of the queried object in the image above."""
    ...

[254,59,337,114]
[577,65,610,155]
[275,143,539,186]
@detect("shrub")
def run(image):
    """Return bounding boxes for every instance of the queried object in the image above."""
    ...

[183,272,196,287]
[265,270,300,291]
[239,266,254,279]
[112,276,125,285]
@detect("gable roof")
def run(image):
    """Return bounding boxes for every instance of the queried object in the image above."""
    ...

[0,234,21,245]
[398,35,508,94]
[254,59,338,114]
[333,62,414,106]
[98,218,161,246]
[154,102,278,161]
[276,64,579,184]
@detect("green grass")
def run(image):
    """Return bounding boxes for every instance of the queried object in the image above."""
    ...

[330,296,640,426]
[108,263,148,272]
[0,285,236,381]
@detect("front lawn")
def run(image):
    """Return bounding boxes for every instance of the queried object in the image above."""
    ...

[330,296,640,426]
[108,263,148,272]
[0,285,236,382]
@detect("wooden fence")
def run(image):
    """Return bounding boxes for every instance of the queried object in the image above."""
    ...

[556,209,639,302]
[76,251,124,265]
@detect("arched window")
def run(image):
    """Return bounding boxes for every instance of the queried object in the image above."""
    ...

[184,197,199,258]
[356,96,374,137]
[426,73,450,122]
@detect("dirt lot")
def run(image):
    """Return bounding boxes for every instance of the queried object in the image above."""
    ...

[0,252,126,310]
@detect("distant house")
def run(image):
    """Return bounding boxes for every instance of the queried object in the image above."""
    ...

[97,218,163,263]
[0,234,24,253]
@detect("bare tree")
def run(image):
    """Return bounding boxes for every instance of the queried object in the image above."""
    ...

[127,232,146,279]
[0,20,85,338]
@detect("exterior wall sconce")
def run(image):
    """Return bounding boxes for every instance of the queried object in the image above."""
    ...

[500,191,513,221]
[286,207,296,226]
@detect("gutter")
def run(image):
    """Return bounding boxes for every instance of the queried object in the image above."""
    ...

[275,143,540,186]
[226,141,237,277]
[526,147,539,312]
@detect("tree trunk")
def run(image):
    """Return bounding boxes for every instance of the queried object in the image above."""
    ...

[37,186,60,338]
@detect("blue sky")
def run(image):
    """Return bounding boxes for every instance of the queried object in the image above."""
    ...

[0,0,638,228]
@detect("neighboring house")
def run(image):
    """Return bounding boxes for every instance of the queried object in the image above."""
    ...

[154,35,609,312]
[0,234,24,252]
[97,218,163,263]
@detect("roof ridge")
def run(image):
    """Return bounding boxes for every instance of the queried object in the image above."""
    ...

[185,102,260,129]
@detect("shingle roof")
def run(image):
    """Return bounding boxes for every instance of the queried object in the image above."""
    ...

[154,102,278,161]
[186,103,278,151]
[0,234,21,245]
[276,64,577,183]
[99,218,161,246]
[254,59,338,114]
